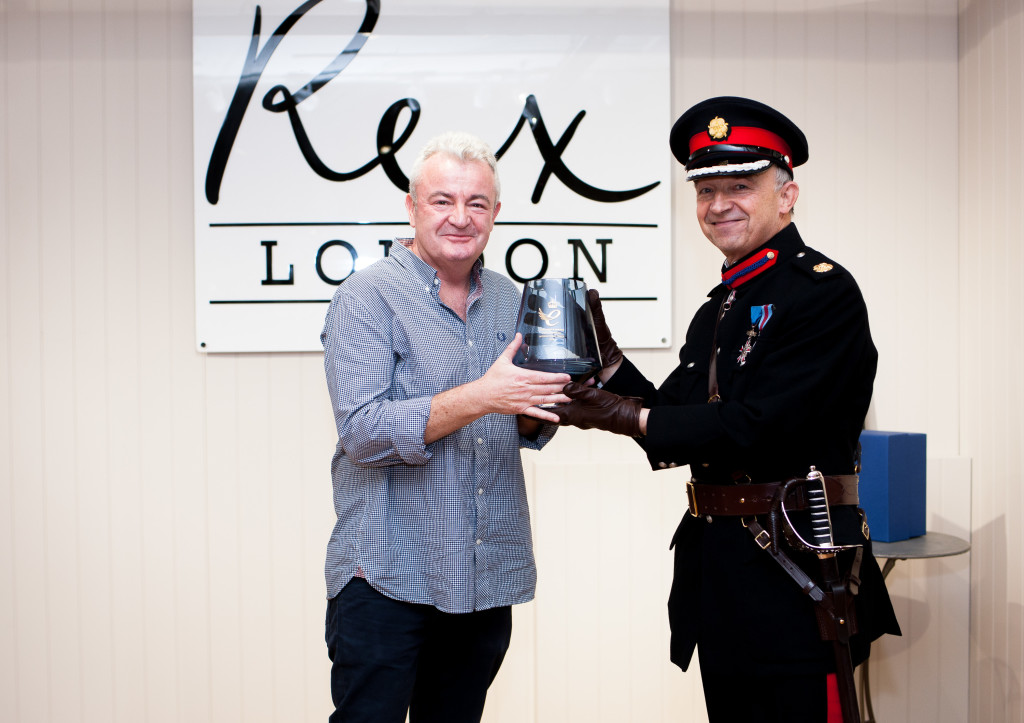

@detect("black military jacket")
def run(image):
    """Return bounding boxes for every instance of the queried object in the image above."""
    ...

[605,223,900,675]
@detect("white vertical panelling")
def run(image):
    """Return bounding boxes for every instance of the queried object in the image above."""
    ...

[959,2,990,717]
[235,355,277,722]
[1001,25,1024,699]
[921,458,971,723]
[137,0,179,718]
[6,3,50,722]
[39,0,84,720]
[923,0,962,451]
[205,355,246,723]
[527,459,700,723]
[0,0,12,711]
[102,0,148,717]
[69,0,116,718]
[482,461,541,723]
[866,457,972,722]
[960,1,1024,721]
[168,0,215,718]
[0,108,14,723]
[1004,4,1023,717]
[267,354,310,723]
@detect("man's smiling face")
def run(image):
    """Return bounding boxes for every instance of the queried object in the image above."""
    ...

[693,169,798,264]
[405,153,500,276]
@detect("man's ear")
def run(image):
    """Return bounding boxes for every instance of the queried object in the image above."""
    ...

[779,181,800,215]
[405,193,416,227]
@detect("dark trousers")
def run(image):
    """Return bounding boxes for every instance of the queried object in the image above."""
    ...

[701,666,840,722]
[325,578,513,723]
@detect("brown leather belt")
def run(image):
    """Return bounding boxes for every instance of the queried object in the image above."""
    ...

[686,475,859,517]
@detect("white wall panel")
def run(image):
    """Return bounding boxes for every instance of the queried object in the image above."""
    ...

[0,0,12,708]
[959,2,1024,721]
[866,457,972,722]
[6,3,49,721]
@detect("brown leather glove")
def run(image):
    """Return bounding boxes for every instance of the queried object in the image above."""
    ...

[587,289,623,368]
[553,382,643,437]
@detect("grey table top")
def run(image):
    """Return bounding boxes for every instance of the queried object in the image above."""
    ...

[872,531,971,560]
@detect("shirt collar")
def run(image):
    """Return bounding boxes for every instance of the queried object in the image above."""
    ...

[390,237,485,299]
[390,238,436,286]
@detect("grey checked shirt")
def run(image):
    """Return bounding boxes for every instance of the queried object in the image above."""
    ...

[321,240,556,613]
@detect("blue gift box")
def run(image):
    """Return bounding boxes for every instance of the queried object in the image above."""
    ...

[858,430,927,542]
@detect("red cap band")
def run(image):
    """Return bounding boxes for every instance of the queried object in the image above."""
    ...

[689,126,794,168]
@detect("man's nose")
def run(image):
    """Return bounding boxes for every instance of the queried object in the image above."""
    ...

[708,191,732,213]
[448,203,471,226]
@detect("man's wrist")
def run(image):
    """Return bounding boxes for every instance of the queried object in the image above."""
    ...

[598,358,623,385]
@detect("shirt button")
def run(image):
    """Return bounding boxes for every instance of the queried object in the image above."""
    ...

[478,488,484,495]
[687,362,695,368]
[477,438,484,445]
[668,462,678,468]
[658,462,667,468]
[433,278,440,285]
[468,340,474,347]
[476,539,482,545]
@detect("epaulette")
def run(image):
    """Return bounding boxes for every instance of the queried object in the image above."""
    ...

[792,248,847,281]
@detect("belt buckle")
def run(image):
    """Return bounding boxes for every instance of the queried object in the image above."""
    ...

[686,479,699,517]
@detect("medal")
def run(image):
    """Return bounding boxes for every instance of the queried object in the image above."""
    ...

[736,304,775,366]
[736,329,757,366]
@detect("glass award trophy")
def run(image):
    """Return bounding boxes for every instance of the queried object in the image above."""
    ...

[512,278,603,384]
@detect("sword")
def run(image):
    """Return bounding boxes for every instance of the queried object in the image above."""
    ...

[747,469,866,721]
[805,466,861,723]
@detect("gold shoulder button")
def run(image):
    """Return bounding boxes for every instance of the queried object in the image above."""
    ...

[813,262,834,273]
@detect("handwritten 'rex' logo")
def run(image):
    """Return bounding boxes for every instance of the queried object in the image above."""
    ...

[203,0,660,207]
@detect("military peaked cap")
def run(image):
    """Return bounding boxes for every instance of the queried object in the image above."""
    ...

[670,96,809,181]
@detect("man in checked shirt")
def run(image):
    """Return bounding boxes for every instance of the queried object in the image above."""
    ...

[320,131,571,723]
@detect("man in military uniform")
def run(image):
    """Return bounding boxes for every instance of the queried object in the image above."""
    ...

[554,96,901,721]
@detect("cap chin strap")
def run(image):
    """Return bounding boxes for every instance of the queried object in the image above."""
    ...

[686,159,772,181]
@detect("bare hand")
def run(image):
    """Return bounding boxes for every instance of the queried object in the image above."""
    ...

[424,334,571,443]
[475,335,571,421]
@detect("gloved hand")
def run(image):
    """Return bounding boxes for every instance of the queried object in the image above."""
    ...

[553,382,643,437]
[587,289,623,368]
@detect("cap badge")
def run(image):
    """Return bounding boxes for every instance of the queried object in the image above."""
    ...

[707,116,729,140]
[813,263,834,273]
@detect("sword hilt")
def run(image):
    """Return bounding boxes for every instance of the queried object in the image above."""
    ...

[806,466,836,553]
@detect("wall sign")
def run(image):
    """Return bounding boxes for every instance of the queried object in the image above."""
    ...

[193,0,672,352]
